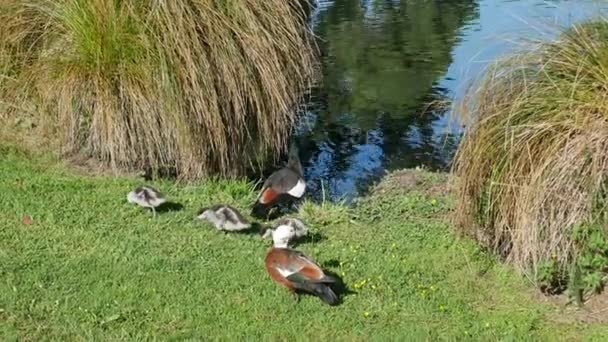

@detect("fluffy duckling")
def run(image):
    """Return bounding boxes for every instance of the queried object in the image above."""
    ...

[196,204,251,232]
[127,185,166,217]
[264,225,339,305]
[251,143,306,219]
[262,217,309,241]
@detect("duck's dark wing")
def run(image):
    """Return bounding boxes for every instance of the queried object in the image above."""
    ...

[267,169,300,191]
[281,249,335,284]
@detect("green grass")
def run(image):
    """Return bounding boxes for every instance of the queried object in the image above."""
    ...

[1,149,608,340]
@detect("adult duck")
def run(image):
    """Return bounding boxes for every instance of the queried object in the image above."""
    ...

[252,143,306,219]
[264,225,338,305]
[127,185,166,217]
[196,204,251,232]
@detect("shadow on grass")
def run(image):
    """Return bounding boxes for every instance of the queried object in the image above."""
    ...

[320,259,357,305]
[324,269,357,303]
[226,222,271,237]
[291,231,326,247]
[156,201,185,213]
[250,195,303,221]
[193,221,272,237]
[131,201,184,216]
[293,266,356,306]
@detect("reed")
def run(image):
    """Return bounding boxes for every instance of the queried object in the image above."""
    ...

[453,19,608,288]
[0,0,317,178]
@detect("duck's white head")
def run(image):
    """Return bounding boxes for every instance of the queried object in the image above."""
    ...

[272,224,296,248]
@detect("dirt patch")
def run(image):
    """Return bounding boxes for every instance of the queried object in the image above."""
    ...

[63,153,143,179]
[371,168,452,197]
[427,181,452,197]
[579,291,608,323]
[536,289,608,324]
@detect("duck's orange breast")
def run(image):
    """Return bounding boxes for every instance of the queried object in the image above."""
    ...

[259,187,278,205]
[265,248,294,289]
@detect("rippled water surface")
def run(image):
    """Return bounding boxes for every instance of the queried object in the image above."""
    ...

[293,0,607,201]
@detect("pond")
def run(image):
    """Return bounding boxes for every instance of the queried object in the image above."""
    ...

[294,0,607,202]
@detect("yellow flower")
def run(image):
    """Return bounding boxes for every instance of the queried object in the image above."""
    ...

[363,312,370,317]
[431,199,437,205]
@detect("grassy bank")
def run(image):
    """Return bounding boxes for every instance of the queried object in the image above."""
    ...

[1,148,608,339]
[453,19,608,298]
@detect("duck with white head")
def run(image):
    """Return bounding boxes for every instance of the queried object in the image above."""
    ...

[264,225,339,305]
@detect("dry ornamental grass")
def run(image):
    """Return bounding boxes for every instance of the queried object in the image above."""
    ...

[0,0,317,178]
[453,19,608,283]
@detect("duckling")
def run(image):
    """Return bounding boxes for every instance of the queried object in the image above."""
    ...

[127,185,166,217]
[196,204,251,232]
[252,142,306,219]
[279,217,309,238]
[264,224,339,305]
[262,217,309,241]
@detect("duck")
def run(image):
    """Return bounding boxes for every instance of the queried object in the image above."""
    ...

[196,204,252,232]
[251,143,306,219]
[262,217,309,241]
[127,185,166,217]
[264,224,339,305]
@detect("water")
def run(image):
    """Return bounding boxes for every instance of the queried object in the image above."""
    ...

[295,0,607,202]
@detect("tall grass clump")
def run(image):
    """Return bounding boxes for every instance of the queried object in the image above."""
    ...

[453,19,608,296]
[0,0,316,178]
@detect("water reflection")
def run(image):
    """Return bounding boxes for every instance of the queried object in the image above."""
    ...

[295,0,607,201]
